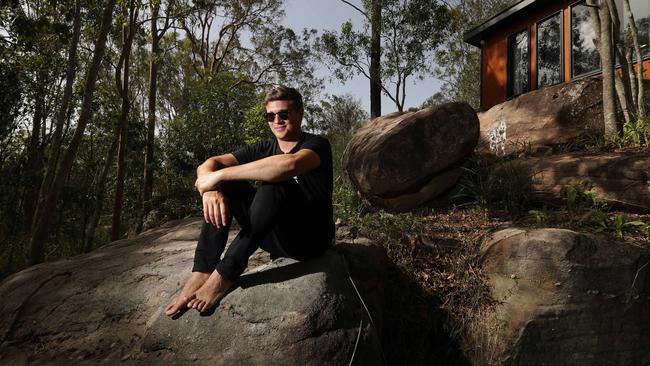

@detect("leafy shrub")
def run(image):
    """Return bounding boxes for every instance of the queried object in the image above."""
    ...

[457,157,534,215]
[622,116,650,147]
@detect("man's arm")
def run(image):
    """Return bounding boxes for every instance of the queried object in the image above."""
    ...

[195,149,320,195]
[197,153,239,228]
[197,153,239,177]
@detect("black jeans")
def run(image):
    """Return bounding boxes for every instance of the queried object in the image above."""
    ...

[192,180,334,280]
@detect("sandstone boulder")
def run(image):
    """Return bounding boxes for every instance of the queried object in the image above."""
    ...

[342,102,479,212]
[0,218,388,366]
[504,151,650,212]
[478,77,604,156]
[480,228,650,365]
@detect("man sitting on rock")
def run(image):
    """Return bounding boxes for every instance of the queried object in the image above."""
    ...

[165,85,335,316]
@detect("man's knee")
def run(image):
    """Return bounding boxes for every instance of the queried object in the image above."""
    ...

[255,181,289,199]
[220,180,256,198]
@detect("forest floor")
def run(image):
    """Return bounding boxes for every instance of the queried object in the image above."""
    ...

[336,199,650,364]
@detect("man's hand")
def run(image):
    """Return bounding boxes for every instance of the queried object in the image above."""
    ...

[202,190,229,227]
[195,170,224,196]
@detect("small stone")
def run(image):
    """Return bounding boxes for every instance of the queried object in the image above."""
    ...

[555,282,562,287]
[510,274,517,279]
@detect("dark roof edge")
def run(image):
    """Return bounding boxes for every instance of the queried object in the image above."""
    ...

[463,0,538,47]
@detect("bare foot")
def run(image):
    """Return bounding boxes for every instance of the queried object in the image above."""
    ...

[165,271,211,316]
[186,270,234,313]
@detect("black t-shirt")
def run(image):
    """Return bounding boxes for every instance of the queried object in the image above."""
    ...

[231,132,334,215]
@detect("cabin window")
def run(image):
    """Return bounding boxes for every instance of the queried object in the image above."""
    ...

[507,29,529,98]
[615,0,650,60]
[570,1,601,78]
[537,12,563,87]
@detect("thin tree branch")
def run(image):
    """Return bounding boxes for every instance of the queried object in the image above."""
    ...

[340,0,368,19]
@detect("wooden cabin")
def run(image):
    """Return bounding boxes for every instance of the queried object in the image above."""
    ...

[464,0,650,111]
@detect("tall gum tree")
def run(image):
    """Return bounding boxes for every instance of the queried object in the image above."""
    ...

[29,0,118,264]
[139,0,177,233]
[318,0,449,113]
[110,0,140,241]
[177,0,317,87]
[588,0,647,138]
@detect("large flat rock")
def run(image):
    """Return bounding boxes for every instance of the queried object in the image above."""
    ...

[0,219,387,365]
[478,78,603,156]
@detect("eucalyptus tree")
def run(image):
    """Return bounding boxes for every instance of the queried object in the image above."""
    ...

[0,0,72,230]
[29,0,118,264]
[587,0,647,138]
[110,0,141,241]
[139,0,179,233]
[177,0,317,87]
[318,0,449,113]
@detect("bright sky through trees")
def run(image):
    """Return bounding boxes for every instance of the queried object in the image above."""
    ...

[282,0,444,112]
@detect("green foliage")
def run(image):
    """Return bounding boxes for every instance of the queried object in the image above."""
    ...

[527,184,649,240]
[561,183,602,212]
[306,94,368,137]
[457,158,534,214]
[162,73,256,169]
[330,133,369,223]
[242,100,273,145]
[158,73,259,219]
[622,116,650,147]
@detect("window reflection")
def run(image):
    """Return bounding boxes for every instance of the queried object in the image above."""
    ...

[537,12,563,87]
[508,30,529,97]
[571,1,601,77]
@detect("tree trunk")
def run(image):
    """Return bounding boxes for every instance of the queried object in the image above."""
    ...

[36,0,82,223]
[28,0,117,265]
[623,0,646,117]
[110,0,137,241]
[83,130,120,253]
[606,0,636,124]
[111,109,128,241]
[139,1,160,233]
[23,88,45,229]
[598,1,619,137]
[369,0,382,118]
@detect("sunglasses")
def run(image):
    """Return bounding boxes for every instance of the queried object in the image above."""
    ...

[264,110,290,122]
